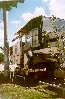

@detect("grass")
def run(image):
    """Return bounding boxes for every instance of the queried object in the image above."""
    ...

[0,73,64,99]
[0,82,64,99]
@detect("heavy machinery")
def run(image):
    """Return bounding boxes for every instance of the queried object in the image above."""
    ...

[15,47,61,79]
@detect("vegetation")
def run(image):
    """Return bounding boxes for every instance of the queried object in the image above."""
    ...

[51,15,65,65]
[0,83,63,99]
[0,53,4,63]
[19,16,42,33]
[0,1,24,10]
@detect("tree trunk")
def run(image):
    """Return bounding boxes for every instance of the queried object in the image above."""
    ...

[3,8,9,77]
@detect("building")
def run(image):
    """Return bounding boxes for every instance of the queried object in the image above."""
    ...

[12,15,65,65]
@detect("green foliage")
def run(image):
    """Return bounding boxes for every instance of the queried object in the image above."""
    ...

[56,40,61,49]
[22,16,42,33]
[48,42,51,48]
[51,15,57,32]
[0,53,4,63]
[54,68,65,79]
[0,83,62,99]
[0,0,24,10]
[43,33,49,48]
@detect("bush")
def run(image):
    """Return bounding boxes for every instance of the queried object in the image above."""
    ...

[54,68,65,79]
[0,53,4,63]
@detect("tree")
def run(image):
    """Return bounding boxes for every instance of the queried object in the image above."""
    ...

[0,0,24,77]
[51,15,57,32]
[51,15,65,65]
[0,53,4,63]
[42,31,49,48]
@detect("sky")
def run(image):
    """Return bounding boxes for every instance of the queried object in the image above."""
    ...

[0,0,65,46]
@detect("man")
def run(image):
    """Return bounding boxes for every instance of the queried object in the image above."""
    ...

[27,47,33,67]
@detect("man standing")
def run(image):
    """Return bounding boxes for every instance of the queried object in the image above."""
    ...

[27,47,33,67]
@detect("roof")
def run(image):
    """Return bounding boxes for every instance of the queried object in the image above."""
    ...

[16,15,42,35]
[12,36,19,42]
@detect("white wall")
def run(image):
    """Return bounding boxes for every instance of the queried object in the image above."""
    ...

[13,38,21,64]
